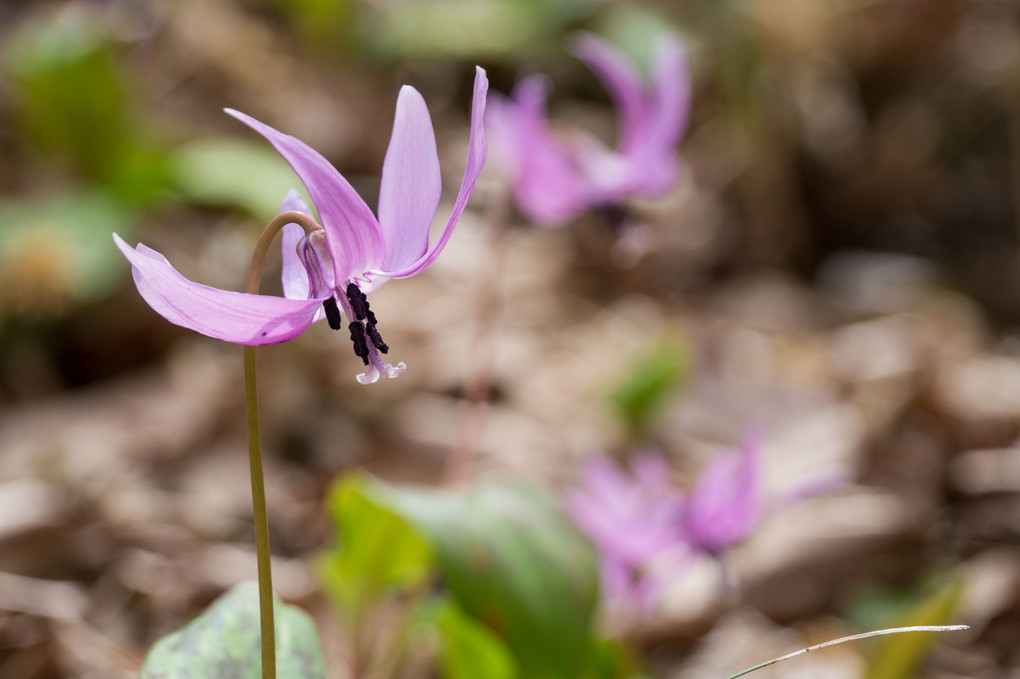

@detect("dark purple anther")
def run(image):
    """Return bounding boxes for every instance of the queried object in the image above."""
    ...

[323,297,343,330]
[365,322,389,353]
[348,321,370,365]
[345,283,369,321]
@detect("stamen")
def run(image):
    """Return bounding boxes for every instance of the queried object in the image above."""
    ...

[322,297,343,330]
[345,283,369,321]
[348,321,370,365]
[365,322,389,353]
[335,282,405,384]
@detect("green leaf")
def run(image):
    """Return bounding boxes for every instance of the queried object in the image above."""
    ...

[587,636,645,679]
[170,139,310,217]
[139,582,327,679]
[0,191,135,316]
[319,476,434,622]
[367,478,600,679]
[609,332,693,436]
[254,0,359,53]
[4,10,132,182]
[417,597,517,679]
[363,0,593,60]
[863,576,963,679]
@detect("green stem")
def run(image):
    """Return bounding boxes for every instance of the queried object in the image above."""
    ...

[244,344,275,679]
[243,209,324,679]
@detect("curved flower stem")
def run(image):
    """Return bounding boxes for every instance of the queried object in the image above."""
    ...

[244,210,324,679]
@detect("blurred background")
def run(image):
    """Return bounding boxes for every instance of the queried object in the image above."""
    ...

[1,0,1019,676]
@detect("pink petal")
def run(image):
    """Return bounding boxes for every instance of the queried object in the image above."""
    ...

[280,189,313,300]
[491,76,592,227]
[685,434,762,552]
[571,33,646,155]
[224,109,384,283]
[377,86,443,272]
[649,35,691,151]
[626,35,689,194]
[632,450,673,495]
[768,469,848,517]
[567,454,684,565]
[114,234,324,345]
[372,66,489,278]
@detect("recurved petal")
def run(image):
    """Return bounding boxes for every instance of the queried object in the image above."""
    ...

[224,109,384,282]
[485,92,522,178]
[650,34,691,149]
[499,75,592,226]
[114,234,324,345]
[377,86,443,272]
[621,34,689,196]
[280,189,312,300]
[374,66,488,278]
[571,32,646,154]
[685,435,762,552]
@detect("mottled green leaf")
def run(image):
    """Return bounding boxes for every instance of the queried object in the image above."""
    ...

[139,582,326,679]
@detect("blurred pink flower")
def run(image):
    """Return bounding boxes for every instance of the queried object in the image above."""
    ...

[115,68,488,384]
[683,432,847,557]
[567,436,845,611]
[682,433,763,556]
[488,32,690,227]
[565,452,686,610]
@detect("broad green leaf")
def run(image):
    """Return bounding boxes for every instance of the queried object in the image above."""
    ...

[367,478,600,679]
[863,576,963,679]
[0,191,135,316]
[417,597,516,679]
[609,332,693,436]
[170,139,310,217]
[139,582,326,679]
[254,0,359,53]
[363,0,593,60]
[319,476,433,622]
[4,9,173,206]
[5,9,131,182]
[588,636,645,679]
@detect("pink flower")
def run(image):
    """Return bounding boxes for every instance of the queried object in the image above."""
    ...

[114,68,488,384]
[567,435,844,611]
[682,433,763,556]
[488,32,690,226]
[565,452,685,610]
[683,433,847,557]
